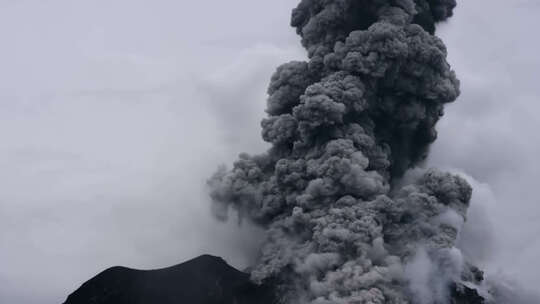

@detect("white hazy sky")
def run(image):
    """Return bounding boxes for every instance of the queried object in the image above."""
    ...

[0,1,538,303]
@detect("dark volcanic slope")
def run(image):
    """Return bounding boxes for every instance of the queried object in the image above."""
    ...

[63,255,276,304]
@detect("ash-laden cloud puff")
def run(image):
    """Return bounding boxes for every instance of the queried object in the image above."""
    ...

[208,0,492,303]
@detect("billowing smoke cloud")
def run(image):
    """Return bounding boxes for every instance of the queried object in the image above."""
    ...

[209,0,488,303]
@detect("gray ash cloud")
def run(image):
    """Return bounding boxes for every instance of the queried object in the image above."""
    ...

[208,1,487,303]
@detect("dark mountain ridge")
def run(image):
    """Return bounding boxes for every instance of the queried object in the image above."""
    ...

[63,255,276,304]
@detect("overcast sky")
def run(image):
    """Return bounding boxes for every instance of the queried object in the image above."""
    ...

[0,1,538,303]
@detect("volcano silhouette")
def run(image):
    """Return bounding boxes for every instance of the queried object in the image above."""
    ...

[63,254,486,304]
[62,255,277,304]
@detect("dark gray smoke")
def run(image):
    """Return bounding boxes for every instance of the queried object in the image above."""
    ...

[209,1,487,303]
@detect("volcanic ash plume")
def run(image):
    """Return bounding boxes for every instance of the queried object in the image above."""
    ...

[209,0,487,303]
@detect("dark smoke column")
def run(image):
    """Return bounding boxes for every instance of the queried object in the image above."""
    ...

[210,0,487,303]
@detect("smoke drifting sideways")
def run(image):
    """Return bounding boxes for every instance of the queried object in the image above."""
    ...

[209,0,490,303]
